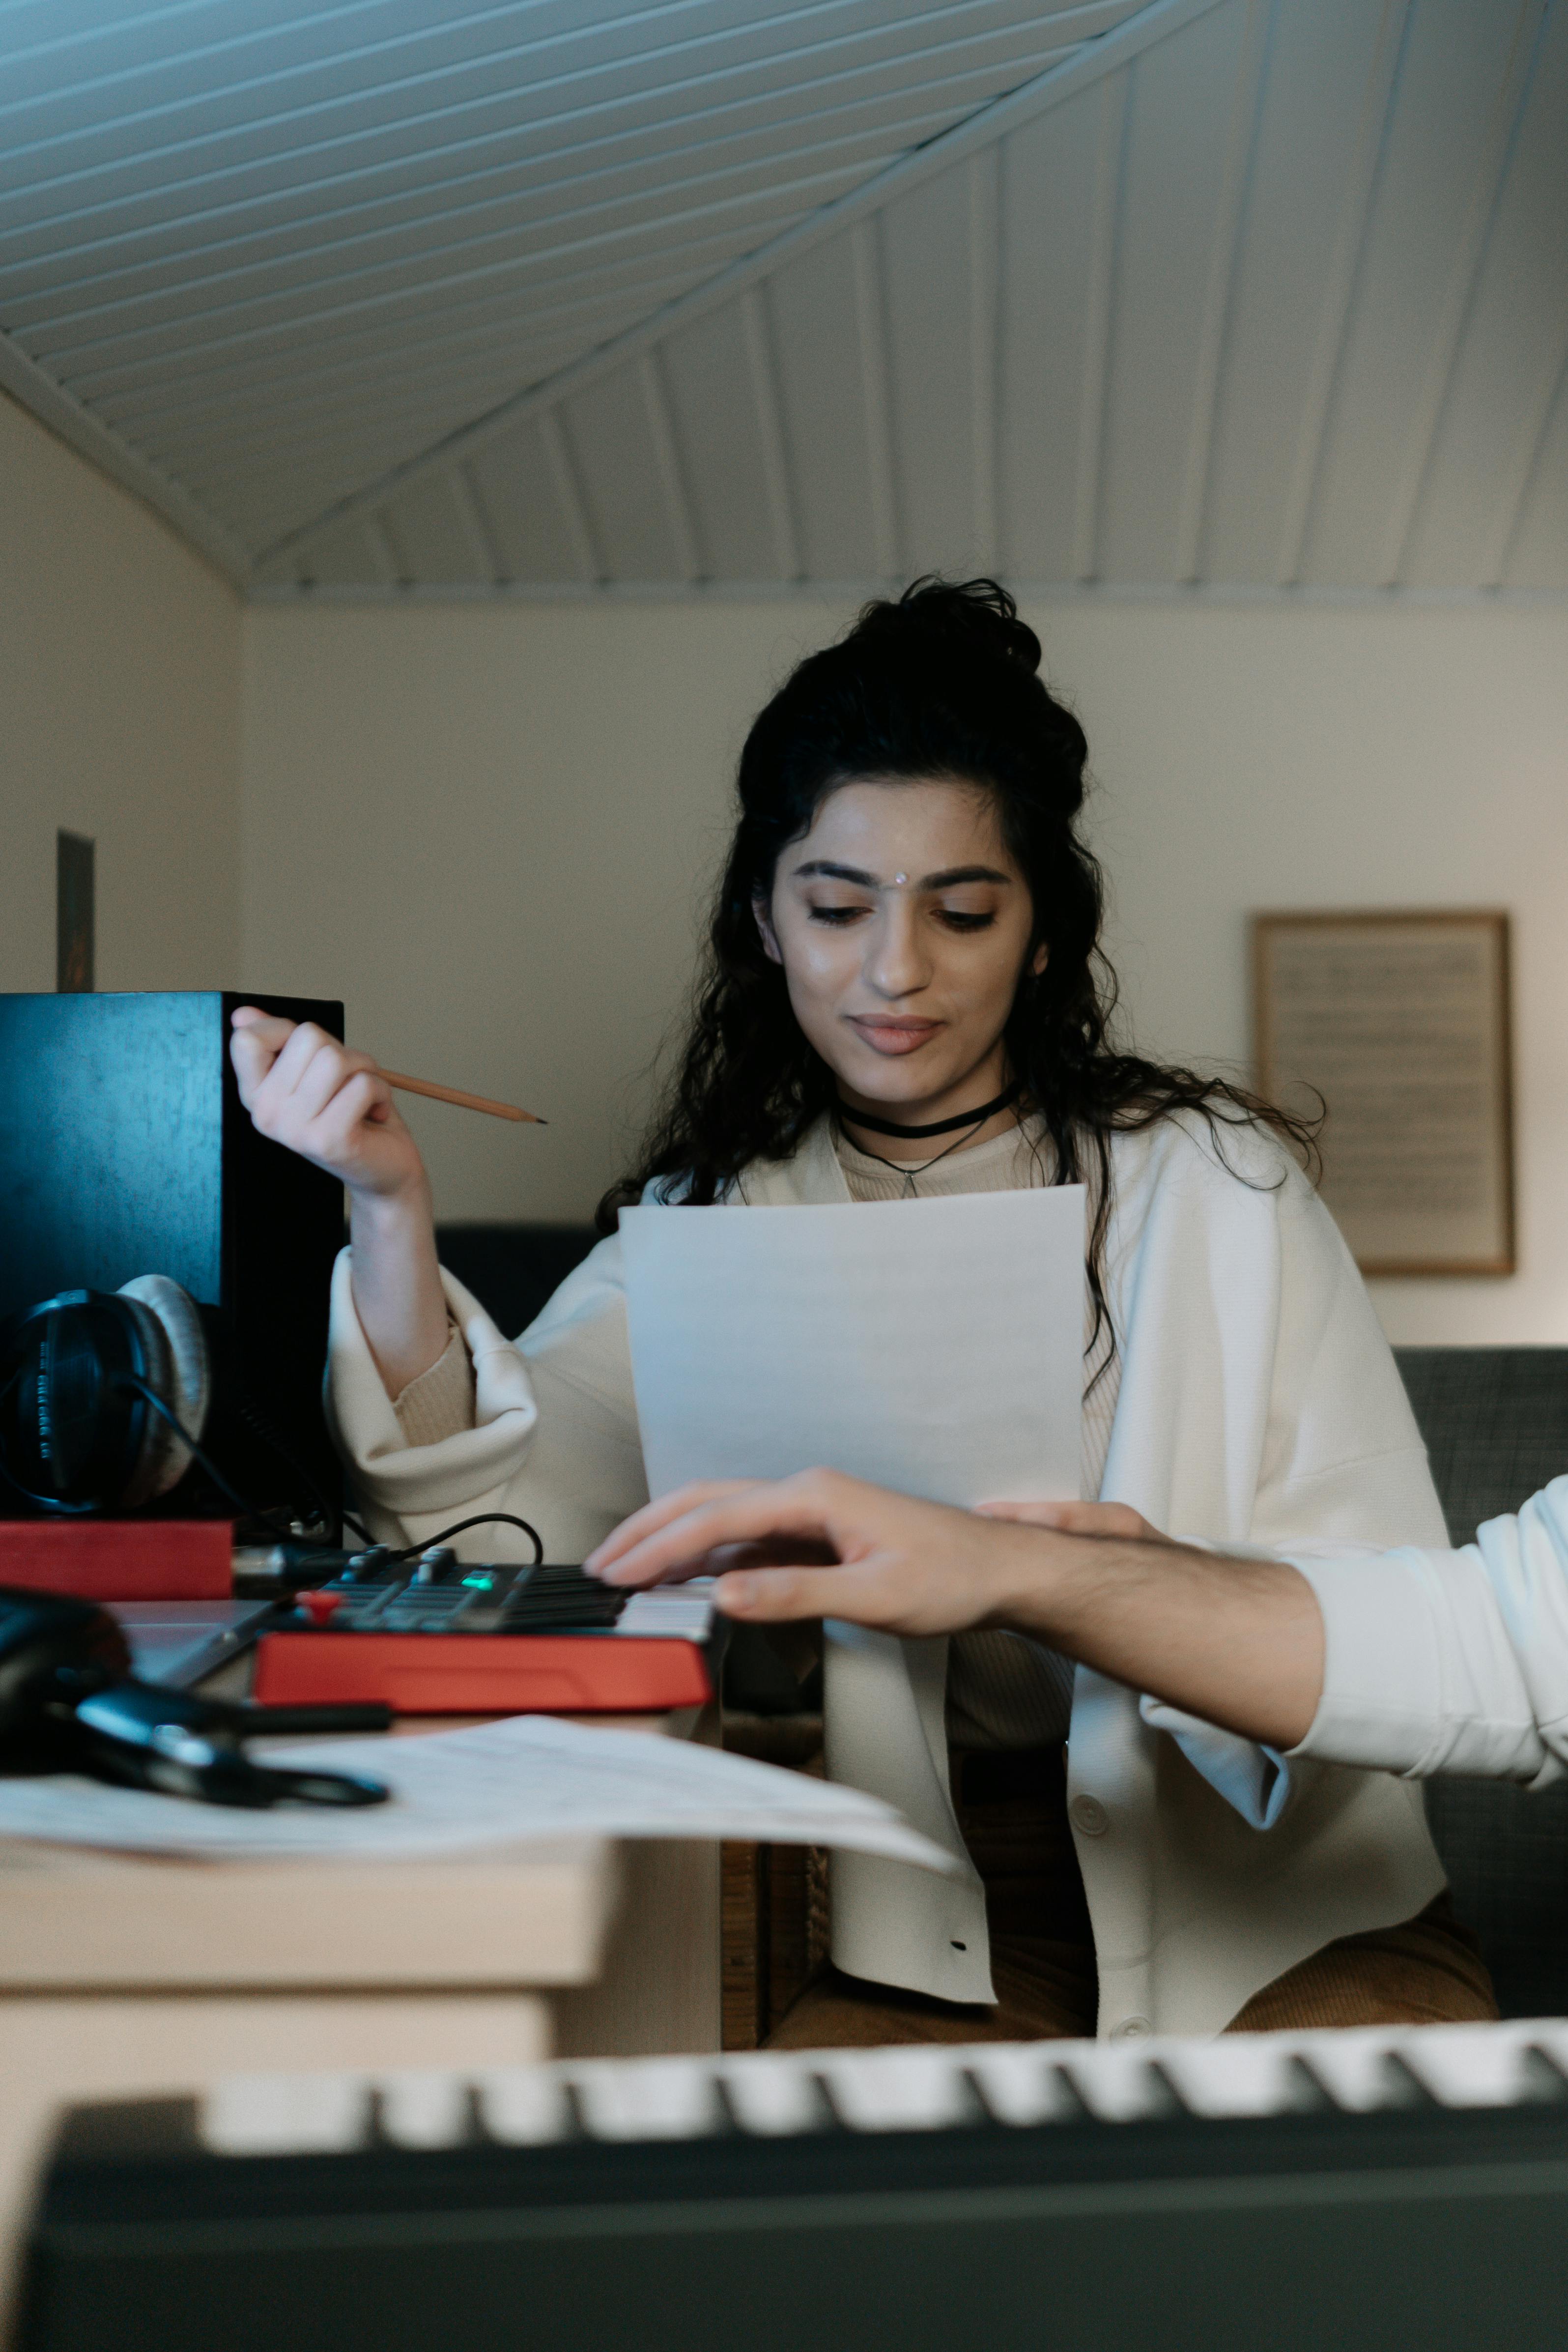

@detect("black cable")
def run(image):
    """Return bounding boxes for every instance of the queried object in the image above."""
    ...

[234,1391,342,1544]
[390,1511,544,1566]
[119,1381,542,1566]
[115,1376,309,1544]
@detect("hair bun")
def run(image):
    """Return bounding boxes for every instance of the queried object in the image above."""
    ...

[852,576,1042,677]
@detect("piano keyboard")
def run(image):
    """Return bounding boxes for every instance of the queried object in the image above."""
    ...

[26,2020,1568,2352]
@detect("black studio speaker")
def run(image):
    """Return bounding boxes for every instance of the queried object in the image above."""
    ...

[0,992,344,1529]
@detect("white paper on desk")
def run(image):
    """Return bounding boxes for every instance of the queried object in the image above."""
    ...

[620,1188,1083,1504]
[0,1716,956,1872]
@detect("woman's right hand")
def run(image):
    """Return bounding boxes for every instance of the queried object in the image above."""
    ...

[229,1009,429,1208]
[230,1010,451,1396]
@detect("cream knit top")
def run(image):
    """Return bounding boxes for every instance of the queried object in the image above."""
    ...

[835,1116,1119,1750]
[393,1114,1119,1751]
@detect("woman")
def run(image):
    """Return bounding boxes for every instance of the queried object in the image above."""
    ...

[232,579,1492,2043]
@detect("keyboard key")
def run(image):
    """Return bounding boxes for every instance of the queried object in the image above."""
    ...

[478,2068,573,2146]
[815,2047,979,2132]
[967,2046,1089,2126]
[1158,2037,1319,2119]
[1060,2047,1181,2123]
[570,2058,725,2141]
[1395,2022,1552,2109]
[201,2073,371,2155]
[717,2053,830,2136]
[378,2071,472,2148]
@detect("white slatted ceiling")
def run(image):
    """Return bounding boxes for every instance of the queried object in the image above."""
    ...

[2,0,1563,596]
[0,0,1125,555]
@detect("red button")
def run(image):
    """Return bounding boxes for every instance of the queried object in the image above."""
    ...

[296,1590,344,1627]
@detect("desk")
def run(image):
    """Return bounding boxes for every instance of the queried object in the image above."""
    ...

[0,1705,723,2321]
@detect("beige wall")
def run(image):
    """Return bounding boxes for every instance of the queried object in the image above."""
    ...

[240,596,1568,1344]
[239,601,820,1229]
[0,392,242,996]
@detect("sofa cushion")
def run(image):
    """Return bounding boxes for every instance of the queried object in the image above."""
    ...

[1396,1347,1568,2019]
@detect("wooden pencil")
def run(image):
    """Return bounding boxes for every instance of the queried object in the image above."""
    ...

[379,1068,546,1124]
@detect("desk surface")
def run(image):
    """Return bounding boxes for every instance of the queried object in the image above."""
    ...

[0,1702,723,2322]
[0,1705,704,1992]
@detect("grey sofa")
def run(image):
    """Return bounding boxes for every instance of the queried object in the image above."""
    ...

[1396,1348,1568,2017]
[434,1227,1568,2018]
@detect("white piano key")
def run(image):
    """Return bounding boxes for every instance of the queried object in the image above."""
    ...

[615,1591,714,1639]
[1279,2028,1428,2113]
[967,2045,1089,2126]
[201,2072,371,2155]
[570,2057,726,2141]
[1394,2022,1551,2109]
[716,2052,829,2136]
[377,2070,472,2149]
[1514,2019,1568,2083]
[477,2067,573,2146]
[815,2047,979,2132]
[1156,2037,1317,2119]
[1060,2046,1177,2123]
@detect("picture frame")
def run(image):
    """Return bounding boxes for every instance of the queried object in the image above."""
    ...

[1252,909,1515,1278]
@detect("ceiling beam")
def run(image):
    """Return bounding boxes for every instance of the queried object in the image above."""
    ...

[1071,66,1130,584]
[740,285,802,581]
[1272,0,1412,587]
[1377,0,1549,587]
[968,144,1001,574]
[1172,0,1273,584]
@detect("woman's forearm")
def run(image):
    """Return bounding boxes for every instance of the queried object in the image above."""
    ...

[991,1532,1326,1750]
[347,1185,452,1401]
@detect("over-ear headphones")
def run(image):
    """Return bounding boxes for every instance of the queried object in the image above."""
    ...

[0,1279,211,1515]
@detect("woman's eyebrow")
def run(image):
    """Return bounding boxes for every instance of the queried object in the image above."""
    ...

[921,864,1013,889]
[791,859,879,885]
[790,860,1013,888]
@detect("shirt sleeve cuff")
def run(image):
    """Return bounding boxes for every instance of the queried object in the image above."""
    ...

[1137,1696,1292,1828]
[1283,1549,1446,1773]
[392,1320,477,1448]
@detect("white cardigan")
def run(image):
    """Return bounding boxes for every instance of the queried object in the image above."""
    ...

[327,1110,1450,2040]
[1292,1477,1568,1787]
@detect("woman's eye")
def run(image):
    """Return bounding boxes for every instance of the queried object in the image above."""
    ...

[940,909,997,932]
[807,903,869,925]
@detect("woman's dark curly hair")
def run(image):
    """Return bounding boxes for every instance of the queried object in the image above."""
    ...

[601,578,1316,1366]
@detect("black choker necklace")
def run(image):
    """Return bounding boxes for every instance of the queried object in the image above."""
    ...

[836,1079,1024,1142]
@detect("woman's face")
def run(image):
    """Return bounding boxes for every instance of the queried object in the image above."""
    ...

[756,777,1044,1119]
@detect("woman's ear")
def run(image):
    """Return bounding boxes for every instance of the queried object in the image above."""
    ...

[1030,939,1050,978]
[753,894,784,966]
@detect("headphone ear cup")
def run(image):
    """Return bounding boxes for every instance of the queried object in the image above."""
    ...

[112,1294,179,1511]
[116,1278,210,1503]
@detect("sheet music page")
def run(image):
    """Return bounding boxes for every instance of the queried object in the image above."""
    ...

[1259,917,1510,1271]
[619,1187,1084,1506]
[0,1716,957,1869]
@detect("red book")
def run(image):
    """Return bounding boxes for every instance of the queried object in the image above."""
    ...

[252,1630,713,1715]
[0,1520,233,1601]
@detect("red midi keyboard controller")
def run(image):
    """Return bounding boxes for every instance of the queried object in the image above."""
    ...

[252,1547,721,1715]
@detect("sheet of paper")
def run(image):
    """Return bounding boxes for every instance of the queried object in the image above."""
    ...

[0,1716,956,1872]
[620,1187,1084,1505]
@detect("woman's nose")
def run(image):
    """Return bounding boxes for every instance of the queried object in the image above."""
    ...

[864,902,930,998]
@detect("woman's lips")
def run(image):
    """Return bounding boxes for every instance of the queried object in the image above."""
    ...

[847,1016,942,1056]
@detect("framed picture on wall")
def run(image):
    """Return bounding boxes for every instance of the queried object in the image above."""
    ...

[1252,909,1515,1278]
